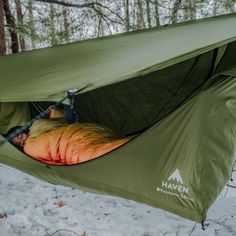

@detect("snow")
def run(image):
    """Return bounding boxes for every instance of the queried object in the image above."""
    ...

[0,164,236,236]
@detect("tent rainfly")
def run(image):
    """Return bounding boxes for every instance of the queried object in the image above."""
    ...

[0,13,236,223]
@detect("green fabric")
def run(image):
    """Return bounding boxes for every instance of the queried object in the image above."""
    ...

[215,42,236,77]
[0,102,30,134]
[0,14,236,102]
[76,50,214,135]
[0,77,235,222]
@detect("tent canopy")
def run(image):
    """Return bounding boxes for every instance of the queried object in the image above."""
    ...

[0,13,236,223]
[0,13,236,102]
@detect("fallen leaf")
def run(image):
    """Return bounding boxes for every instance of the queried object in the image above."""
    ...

[81,231,88,236]
[0,213,7,220]
[53,200,65,208]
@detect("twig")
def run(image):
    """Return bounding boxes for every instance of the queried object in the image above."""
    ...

[226,184,236,189]
[206,219,236,234]
[189,223,198,236]
[45,229,80,236]
[35,0,96,8]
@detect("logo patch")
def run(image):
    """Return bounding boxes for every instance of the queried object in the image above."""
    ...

[156,168,194,202]
[168,169,183,184]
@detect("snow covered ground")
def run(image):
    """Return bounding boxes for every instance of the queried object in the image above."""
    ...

[0,164,236,236]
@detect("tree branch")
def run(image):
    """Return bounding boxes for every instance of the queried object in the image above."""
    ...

[35,0,94,8]
[35,0,125,29]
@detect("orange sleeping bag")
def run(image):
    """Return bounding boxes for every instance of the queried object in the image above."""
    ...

[24,121,130,165]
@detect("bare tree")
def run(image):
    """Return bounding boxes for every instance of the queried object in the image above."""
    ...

[35,0,123,25]
[3,0,235,55]
[3,0,19,53]
[135,0,145,29]
[171,0,182,23]
[154,0,160,26]
[124,0,130,31]
[15,0,25,51]
[190,0,196,20]
[29,0,36,49]
[131,0,136,29]
[213,0,218,16]
[0,0,6,55]
[50,3,56,45]
[146,0,152,28]
[97,4,105,37]
[62,5,69,41]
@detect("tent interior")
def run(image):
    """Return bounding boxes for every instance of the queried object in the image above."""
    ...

[28,41,235,137]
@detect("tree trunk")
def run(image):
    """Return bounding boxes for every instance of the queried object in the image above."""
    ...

[63,6,69,42]
[3,0,19,53]
[0,0,6,55]
[183,0,190,21]
[97,17,101,37]
[135,0,145,29]
[95,2,103,38]
[132,0,136,30]
[171,0,182,23]
[124,0,130,31]
[154,0,160,26]
[15,0,25,51]
[50,3,56,45]
[213,0,217,16]
[189,0,196,20]
[97,14,105,37]
[28,0,35,49]
[146,0,151,28]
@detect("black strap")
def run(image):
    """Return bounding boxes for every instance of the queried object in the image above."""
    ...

[66,89,78,123]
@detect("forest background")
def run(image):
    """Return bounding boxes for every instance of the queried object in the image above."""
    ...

[0,0,236,55]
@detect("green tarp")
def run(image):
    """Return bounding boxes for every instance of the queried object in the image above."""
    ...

[0,103,30,134]
[0,13,236,102]
[0,13,236,222]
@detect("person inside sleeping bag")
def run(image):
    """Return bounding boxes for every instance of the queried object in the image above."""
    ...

[7,107,130,165]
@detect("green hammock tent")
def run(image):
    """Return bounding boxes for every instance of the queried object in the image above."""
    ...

[1,13,236,223]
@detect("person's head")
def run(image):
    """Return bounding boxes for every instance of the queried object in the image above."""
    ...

[5,126,29,147]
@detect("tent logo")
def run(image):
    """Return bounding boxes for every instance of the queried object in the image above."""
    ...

[168,169,183,184]
[156,169,190,196]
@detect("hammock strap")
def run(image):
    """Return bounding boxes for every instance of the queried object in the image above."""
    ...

[65,89,78,123]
